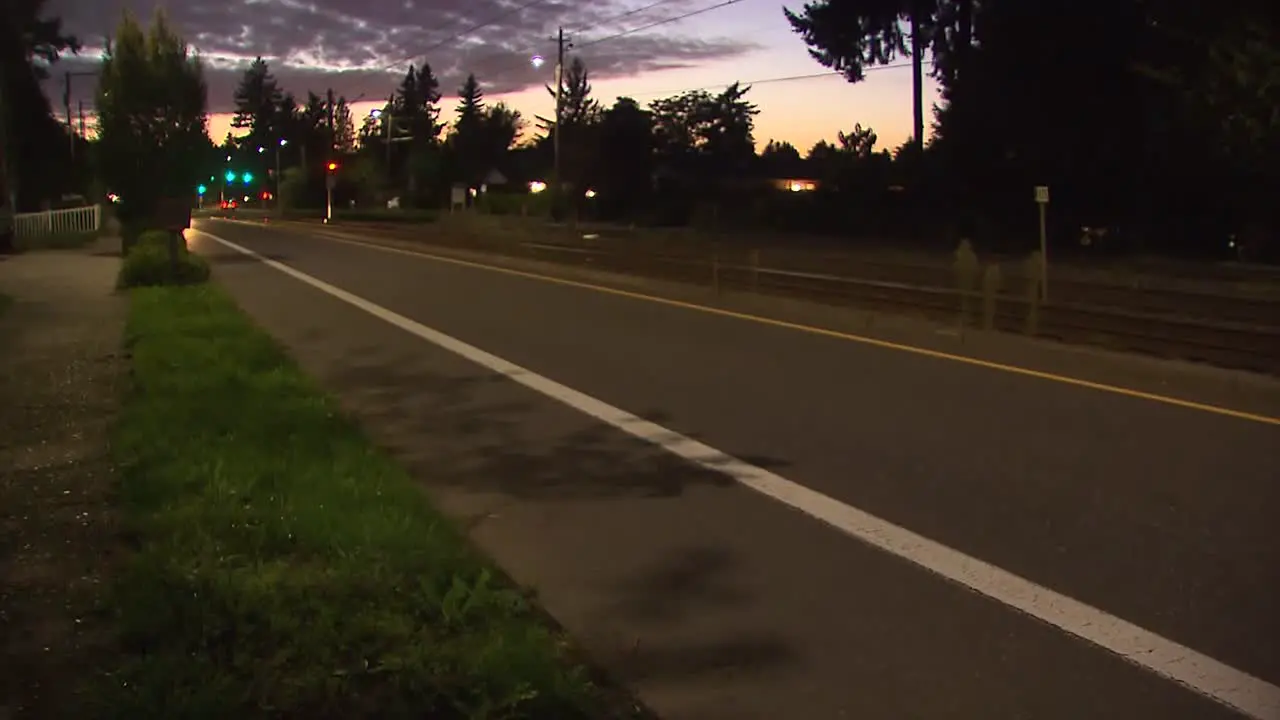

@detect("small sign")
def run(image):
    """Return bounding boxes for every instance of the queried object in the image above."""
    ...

[450,185,466,207]
[155,197,191,232]
[1034,185,1050,204]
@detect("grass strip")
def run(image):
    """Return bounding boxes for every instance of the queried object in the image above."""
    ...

[97,284,617,719]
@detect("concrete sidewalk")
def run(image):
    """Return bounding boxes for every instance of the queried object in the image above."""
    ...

[0,238,126,718]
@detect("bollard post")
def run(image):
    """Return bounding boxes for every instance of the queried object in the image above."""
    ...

[981,263,1002,331]
[953,238,980,328]
[1023,250,1044,335]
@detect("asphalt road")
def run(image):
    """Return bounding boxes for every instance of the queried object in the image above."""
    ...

[190,219,1279,720]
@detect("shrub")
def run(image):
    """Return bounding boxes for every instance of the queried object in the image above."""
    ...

[137,229,196,251]
[118,235,209,288]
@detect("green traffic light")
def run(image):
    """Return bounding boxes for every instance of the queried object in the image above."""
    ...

[197,184,207,195]
[224,170,235,183]
[242,172,253,184]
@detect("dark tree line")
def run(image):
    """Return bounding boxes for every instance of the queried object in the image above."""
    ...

[0,0,87,233]
[220,0,1279,261]
[787,0,1280,260]
[225,59,525,210]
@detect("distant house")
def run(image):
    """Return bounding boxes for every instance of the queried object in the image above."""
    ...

[769,177,820,193]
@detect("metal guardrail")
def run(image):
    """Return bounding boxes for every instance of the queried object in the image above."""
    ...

[285,218,1280,375]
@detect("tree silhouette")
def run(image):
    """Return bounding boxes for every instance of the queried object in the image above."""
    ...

[231,57,282,147]
[785,0,941,149]
[0,0,80,217]
[537,57,601,194]
[96,9,206,242]
[594,97,654,220]
[451,74,488,185]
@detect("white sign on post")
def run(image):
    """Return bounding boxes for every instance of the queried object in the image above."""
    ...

[1034,185,1050,204]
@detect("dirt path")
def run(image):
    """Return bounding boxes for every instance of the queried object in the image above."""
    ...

[0,239,126,718]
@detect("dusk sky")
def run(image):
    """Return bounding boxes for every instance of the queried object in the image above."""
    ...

[48,0,941,153]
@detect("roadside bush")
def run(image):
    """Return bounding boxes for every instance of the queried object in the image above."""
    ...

[135,229,184,251]
[481,191,550,217]
[118,231,209,288]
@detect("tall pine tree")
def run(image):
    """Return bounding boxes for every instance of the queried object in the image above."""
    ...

[333,95,355,153]
[396,63,442,143]
[231,56,282,145]
[452,74,486,184]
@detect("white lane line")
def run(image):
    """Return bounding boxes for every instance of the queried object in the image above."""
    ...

[201,230,1280,720]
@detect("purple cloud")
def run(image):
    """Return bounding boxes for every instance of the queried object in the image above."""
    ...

[45,0,757,113]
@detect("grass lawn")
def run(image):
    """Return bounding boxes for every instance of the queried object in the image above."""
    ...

[97,284,637,719]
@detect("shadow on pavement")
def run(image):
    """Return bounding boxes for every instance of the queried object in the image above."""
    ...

[321,343,749,500]
[591,545,795,686]
[603,546,748,623]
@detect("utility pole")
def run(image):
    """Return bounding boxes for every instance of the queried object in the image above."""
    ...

[62,70,98,161]
[552,26,572,208]
[909,12,924,151]
[64,71,73,157]
[325,88,335,222]
[384,96,394,174]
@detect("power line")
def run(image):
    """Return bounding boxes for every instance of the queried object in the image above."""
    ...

[625,61,916,99]
[380,0,557,73]
[568,0,689,36]
[462,0,701,81]
[576,0,746,50]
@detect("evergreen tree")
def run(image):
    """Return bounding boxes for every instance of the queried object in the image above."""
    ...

[784,0,978,149]
[231,57,282,144]
[396,63,442,143]
[537,57,601,193]
[0,0,79,221]
[542,57,600,130]
[333,96,355,153]
[455,74,485,132]
[452,74,487,184]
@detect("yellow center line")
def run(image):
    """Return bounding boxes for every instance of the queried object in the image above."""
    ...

[240,220,1280,427]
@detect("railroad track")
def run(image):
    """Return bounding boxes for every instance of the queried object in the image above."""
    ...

[296,220,1280,375]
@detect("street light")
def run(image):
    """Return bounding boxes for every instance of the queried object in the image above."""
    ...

[273,138,287,214]
[369,107,394,172]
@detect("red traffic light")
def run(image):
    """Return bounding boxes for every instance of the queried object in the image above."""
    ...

[326,161,339,172]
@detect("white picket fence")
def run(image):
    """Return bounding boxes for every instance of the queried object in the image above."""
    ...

[13,205,102,238]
